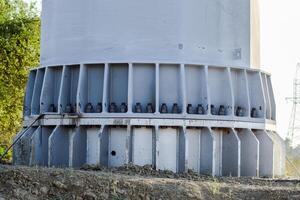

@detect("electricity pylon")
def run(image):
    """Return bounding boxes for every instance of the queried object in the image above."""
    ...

[287,63,300,148]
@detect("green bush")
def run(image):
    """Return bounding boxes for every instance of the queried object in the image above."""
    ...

[0,0,40,162]
[0,146,11,161]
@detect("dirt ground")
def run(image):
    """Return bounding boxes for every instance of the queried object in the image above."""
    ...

[1,164,300,200]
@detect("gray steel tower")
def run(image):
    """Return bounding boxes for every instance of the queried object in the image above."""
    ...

[287,64,300,148]
[13,0,285,177]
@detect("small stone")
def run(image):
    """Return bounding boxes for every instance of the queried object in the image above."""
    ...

[72,180,82,187]
[40,186,49,194]
[31,188,39,195]
[6,180,16,187]
[99,193,109,199]
[84,191,97,200]
[52,181,68,190]
[13,188,27,198]
[32,182,40,186]
[75,196,83,200]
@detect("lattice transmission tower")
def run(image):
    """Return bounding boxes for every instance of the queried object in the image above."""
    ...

[287,63,300,148]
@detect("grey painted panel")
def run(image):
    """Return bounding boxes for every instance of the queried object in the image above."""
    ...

[31,114,277,131]
[41,66,63,113]
[100,127,109,166]
[41,126,55,166]
[178,127,186,173]
[14,126,53,167]
[262,74,271,119]
[49,126,73,167]
[200,128,214,175]
[222,129,240,177]
[231,69,250,117]
[108,64,128,107]
[108,127,128,167]
[185,65,208,114]
[157,128,178,172]
[132,127,153,166]
[41,0,251,67]
[247,71,265,118]
[30,127,42,166]
[60,65,80,113]
[71,127,87,168]
[187,129,201,173]
[254,130,274,177]
[208,67,232,115]
[79,64,104,113]
[159,64,182,112]
[211,128,222,176]
[86,127,101,165]
[31,68,45,115]
[267,75,276,120]
[24,70,37,116]
[132,64,155,112]
[237,129,259,177]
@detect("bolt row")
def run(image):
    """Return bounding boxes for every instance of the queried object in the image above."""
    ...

[48,102,259,118]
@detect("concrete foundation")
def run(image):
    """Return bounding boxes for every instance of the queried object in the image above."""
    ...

[86,127,101,165]
[14,121,285,177]
[237,129,259,177]
[132,127,153,167]
[108,127,129,167]
[48,126,73,167]
[186,128,201,173]
[253,130,275,177]
[222,129,241,177]
[156,128,178,172]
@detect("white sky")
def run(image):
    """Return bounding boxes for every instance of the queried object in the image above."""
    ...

[24,0,299,138]
[260,0,299,138]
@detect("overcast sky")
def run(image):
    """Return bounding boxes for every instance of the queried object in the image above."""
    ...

[23,0,299,138]
[260,0,299,138]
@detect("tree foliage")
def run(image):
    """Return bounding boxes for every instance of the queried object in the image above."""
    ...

[0,0,40,160]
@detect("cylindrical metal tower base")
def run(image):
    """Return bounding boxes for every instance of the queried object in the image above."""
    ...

[14,63,285,177]
[13,0,285,177]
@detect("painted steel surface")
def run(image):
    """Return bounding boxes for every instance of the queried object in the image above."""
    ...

[14,0,285,177]
[41,0,251,67]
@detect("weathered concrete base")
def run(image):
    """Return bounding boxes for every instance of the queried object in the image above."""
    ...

[108,127,129,167]
[132,127,153,167]
[200,128,214,175]
[86,127,101,165]
[156,127,178,172]
[222,128,241,177]
[48,126,73,167]
[70,127,87,168]
[237,129,259,177]
[186,128,201,173]
[253,130,275,177]
[14,124,285,177]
